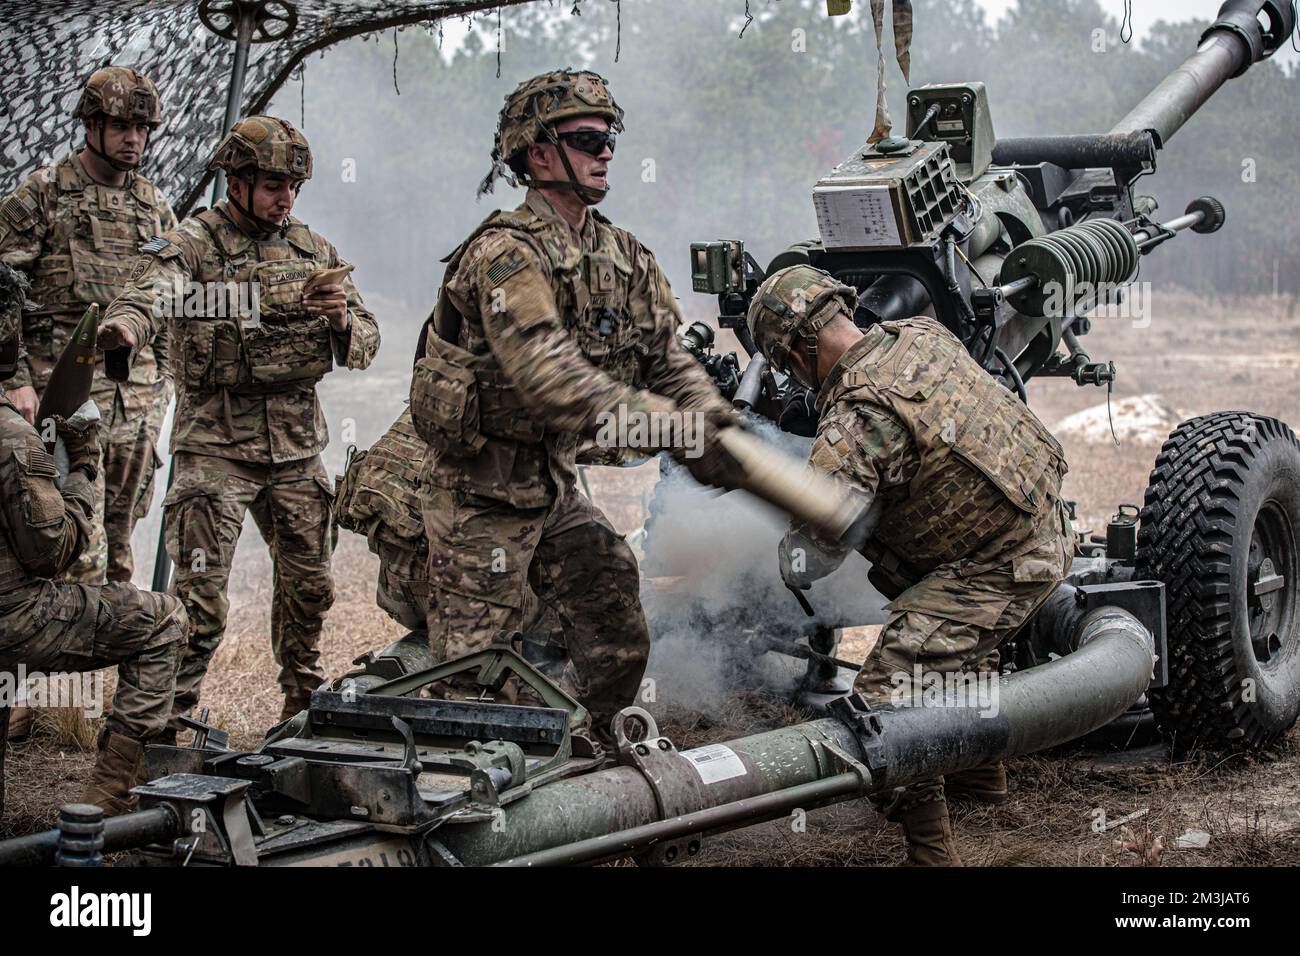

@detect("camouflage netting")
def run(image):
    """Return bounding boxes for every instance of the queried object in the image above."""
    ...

[0,0,539,214]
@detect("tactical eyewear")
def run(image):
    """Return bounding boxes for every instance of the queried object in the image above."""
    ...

[557,129,617,157]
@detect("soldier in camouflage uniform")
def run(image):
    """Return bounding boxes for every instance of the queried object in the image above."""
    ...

[0,261,185,816]
[99,116,381,728]
[0,67,176,586]
[333,405,590,678]
[750,265,1074,866]
[411,70,743,743]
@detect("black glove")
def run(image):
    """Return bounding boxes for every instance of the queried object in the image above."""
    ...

[673,408,748,489]
[778,385,819,437]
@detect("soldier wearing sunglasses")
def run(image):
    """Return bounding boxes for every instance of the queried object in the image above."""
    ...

[409,69,743,750]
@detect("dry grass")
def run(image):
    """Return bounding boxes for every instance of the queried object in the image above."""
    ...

[4,289,1300,864]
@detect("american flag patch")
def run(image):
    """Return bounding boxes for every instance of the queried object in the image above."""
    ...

[486,255,525,286]
[22,444,58,478]
[1,193,37,230]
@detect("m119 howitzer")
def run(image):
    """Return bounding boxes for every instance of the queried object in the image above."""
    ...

[681,0,1300,753]
[688,0,1293,413]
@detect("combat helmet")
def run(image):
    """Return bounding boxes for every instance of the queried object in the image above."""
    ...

[73,66,163,171]
[747,265,858,387]
[0,262,31,381]
[211,115,313,181]
[478,69,624,203]
[211,116,312,234]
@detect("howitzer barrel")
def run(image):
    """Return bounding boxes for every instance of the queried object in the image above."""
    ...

[428,601,1155,866]
[1109,0,1294,147]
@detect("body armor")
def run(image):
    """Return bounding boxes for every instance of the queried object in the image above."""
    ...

[18,155,167,389]
[823,317,1067,573]
[334,408,426,547]
[171,207,334,396]
[0,398,54,594]
[413,203,640,457]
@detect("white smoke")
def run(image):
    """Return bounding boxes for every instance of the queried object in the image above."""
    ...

[638,414,887,714]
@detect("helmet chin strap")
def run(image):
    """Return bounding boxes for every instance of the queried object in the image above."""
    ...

[228,172,289,237]
[529,125,609,205]
[790,337,822,393]
[84,120,146,174]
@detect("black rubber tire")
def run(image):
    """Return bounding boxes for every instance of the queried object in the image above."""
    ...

[1136,411,1300,751]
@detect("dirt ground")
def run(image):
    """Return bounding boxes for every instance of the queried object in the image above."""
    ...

[3,289,1299,865]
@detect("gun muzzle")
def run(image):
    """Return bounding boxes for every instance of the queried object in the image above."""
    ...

[715,426,869,542]
[35,304,99,435]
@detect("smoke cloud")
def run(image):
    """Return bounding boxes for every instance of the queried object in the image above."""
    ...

[639,414,887,714]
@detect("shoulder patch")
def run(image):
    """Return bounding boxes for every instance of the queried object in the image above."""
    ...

[16,442,58,478]
[1,192,39,232]
[486,254,527,286]
[140,236,173,255]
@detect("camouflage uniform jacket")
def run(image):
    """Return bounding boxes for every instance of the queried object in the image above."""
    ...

[412,188,730,508]
[0,151,175,416]
[102,201,380,464]
[794,317,1068,581]
[0,393,96,636]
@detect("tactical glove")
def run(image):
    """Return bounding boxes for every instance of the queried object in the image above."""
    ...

[779,527,849,590]
[673,407,750,490]
[52,399,101,481]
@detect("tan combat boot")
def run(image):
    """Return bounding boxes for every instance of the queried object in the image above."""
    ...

[79,730,147,816]
[898,800,964,866]
[946,761,1009,805]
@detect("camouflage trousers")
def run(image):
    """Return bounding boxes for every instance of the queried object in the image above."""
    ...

[373,535,431,632]
[422,482,650,736]
[370,531,572,686]
[859,504,1075,817]
[162,452,336,731]
[60,381,170,586]
[0,579,185,739]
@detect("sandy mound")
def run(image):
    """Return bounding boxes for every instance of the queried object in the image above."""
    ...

[1051,394,1184,445]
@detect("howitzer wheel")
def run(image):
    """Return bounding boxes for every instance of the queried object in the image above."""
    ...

[1136,411,1300,751]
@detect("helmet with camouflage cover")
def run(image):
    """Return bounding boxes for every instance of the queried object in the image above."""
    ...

[747,265,858,385]
[75,67,163,172]
[0,262,32,381]
[211,115,313,181]
[74,66,163,127]
[477,69,625,200]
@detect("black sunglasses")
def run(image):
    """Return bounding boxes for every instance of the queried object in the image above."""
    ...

[556,129,617,157]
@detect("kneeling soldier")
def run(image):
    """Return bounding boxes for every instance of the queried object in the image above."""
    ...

[750,265,1074,866]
